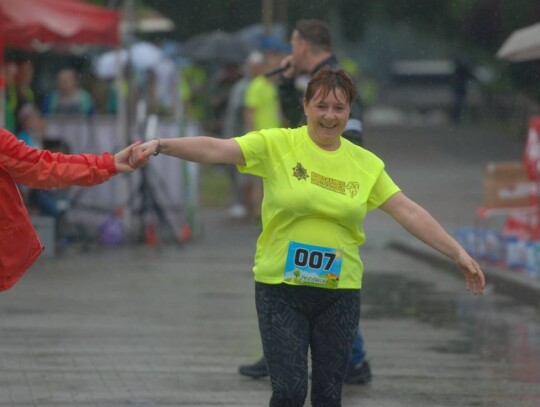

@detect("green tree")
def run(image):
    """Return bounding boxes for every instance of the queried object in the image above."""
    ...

[87,0,540,100]
[88,0,539,52]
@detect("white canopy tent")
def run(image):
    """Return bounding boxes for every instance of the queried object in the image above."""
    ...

[497,22,540,62]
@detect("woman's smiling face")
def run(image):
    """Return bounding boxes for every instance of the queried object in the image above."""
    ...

[303,87,350,151]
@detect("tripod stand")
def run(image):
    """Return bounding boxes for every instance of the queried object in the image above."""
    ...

[133,163,184,245]
[130,112,186,246]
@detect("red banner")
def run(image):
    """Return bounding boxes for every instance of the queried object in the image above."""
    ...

[0,35,4,89]
[523,116,540,180]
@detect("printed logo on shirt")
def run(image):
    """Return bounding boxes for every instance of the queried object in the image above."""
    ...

[346,181,359,198]
[292,163,309,181]
[292,163,358,198]
[311,171,346,195]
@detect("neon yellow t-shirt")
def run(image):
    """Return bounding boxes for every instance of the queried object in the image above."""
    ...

[234,126,401,289]
[244,75,281,130]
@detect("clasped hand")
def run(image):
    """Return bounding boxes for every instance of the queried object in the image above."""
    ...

[128,139,158,168]
[114,139,161,173]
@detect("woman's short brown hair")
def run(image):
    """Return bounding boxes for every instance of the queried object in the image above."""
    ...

[304,67,357,106]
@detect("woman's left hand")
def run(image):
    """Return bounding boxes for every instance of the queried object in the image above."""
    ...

[455,251,485,295]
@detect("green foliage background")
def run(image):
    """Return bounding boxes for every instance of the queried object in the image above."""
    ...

[91,0,540,50]
[89,0,540,100]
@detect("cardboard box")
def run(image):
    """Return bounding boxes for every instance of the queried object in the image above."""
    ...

[483,161,533,208]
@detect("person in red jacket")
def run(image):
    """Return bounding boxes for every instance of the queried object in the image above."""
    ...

[0,127,142,291]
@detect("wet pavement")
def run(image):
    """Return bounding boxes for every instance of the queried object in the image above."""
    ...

[1,122,540,406]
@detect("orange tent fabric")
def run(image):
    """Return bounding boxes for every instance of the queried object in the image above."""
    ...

[0,0,119,49]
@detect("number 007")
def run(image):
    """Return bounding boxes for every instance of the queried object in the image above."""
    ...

[294,248,336,271]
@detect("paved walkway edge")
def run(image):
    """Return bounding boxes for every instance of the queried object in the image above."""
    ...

[389,239,540,307]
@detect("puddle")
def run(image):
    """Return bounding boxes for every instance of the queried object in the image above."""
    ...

[362,272,540,384]
[362,273,458,326]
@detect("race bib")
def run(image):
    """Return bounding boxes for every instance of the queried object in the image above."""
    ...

[284,241,343,289]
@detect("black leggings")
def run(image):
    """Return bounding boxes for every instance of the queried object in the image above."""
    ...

[255,282,361,407]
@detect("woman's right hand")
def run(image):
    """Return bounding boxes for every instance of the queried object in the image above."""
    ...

[129,139,159,167]
[114,141,142,173]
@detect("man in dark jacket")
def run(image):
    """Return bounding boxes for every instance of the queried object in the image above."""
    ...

[277,19,363,146]
[238,19,371,384]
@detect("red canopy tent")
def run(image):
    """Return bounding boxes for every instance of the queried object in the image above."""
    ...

[0,0,119,49]
[0,0,120,126]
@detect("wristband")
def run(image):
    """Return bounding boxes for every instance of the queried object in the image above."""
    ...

[153,138,161,156]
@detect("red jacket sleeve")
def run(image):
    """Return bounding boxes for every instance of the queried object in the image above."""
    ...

[0,128,118,189]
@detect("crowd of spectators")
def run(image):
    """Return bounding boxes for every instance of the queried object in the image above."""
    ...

[2,37,366,226]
